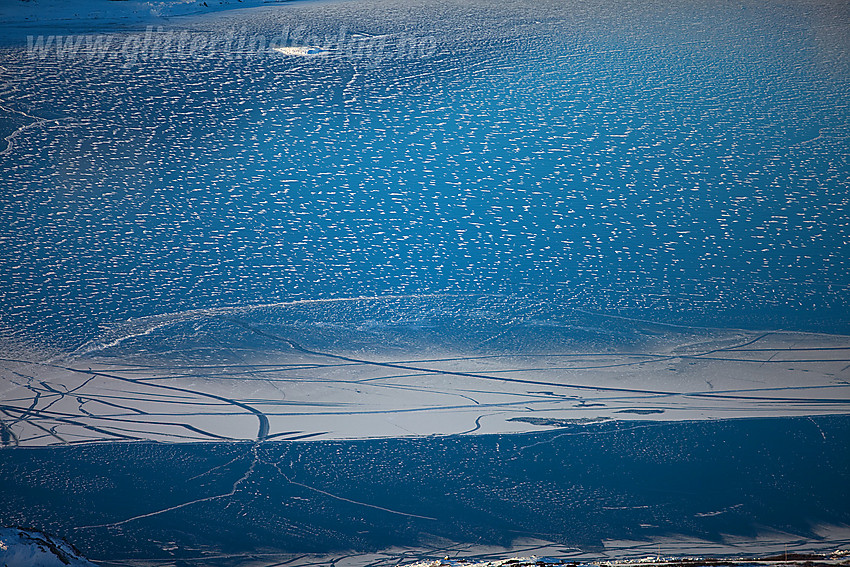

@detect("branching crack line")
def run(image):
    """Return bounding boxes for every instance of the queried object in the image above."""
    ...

[226,319,678,396]
[0,357,269,441]
[75,444,260,530]
[268,457,437,521]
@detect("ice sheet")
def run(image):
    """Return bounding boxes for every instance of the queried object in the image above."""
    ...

[2,298,848,446]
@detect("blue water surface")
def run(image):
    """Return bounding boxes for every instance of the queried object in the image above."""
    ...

[0,0,849,347]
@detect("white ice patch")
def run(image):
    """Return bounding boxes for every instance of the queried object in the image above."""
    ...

[274,46,332,56]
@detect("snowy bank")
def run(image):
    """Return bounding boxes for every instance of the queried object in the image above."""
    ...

[0,527,98,567]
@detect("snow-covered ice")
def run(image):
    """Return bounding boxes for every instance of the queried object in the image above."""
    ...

[2,298,849,446]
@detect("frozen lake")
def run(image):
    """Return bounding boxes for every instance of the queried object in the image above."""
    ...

[1,0,849,564]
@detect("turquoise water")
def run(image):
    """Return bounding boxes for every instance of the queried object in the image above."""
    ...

[1,0,849,348]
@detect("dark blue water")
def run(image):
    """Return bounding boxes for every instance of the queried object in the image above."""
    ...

[1,0,849,349]
[2,416,849,564]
